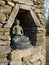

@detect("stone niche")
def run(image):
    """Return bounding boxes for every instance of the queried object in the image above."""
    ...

[10,9,37,50]
[9,8,46,65]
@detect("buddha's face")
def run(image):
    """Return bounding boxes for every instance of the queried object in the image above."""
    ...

[16,19,20,25]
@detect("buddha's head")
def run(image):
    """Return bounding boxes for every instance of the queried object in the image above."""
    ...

[16,19,20,25]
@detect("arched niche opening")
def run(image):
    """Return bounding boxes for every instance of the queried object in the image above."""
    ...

[10,9,37,50]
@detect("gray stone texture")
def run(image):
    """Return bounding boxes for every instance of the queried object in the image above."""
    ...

[0,0,46,65]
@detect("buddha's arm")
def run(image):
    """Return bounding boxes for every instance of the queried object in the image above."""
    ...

[13,26,16,34]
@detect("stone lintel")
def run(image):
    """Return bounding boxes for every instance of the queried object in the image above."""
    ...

[19,4,31,10]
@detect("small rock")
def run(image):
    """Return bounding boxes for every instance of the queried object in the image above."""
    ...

[0,5,12,14]
[7,1,15,7]
[0,0,5,5]
[0,13,6,21]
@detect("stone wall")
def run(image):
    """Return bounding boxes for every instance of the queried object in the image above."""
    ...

[0,0,46,65]
[46,14,49,35]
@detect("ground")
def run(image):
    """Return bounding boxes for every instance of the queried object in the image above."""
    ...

[46,36,49,65]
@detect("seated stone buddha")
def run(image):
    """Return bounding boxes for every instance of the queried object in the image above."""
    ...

[12,19,32,49]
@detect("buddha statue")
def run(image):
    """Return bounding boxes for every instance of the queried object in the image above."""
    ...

[12,19,24,36]
[12,19,32,49]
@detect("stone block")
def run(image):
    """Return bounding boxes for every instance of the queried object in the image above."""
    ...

[0,23,3,27]
[0,40,10,46]
[38,14,45,19]
[0,61,8,65]
[0,21,7,24]
[0,54,7,58]
[0,28,10,32]
[5,32,10,35]
[37,27,46,32]
[19,4,31,10]
[11,51,20,61]
[40,19,46,26]
[7,1,15,7]
[34,9,40,13]
[11,48,32,61]
[0,13,6,21]
[0,58,7,63]
[0,5,12,14]
[30,60,41,65]
[10,61,22,65]
[0,31,10,36]
[37,37,44,42]
[4,4,19,28]
[13,0,33,5]
[0,46,11,54]
[34,9,43,13]
[31,46,42,55]
[0,35,11,41]
[30,10,40,27]
[0,0,5,5]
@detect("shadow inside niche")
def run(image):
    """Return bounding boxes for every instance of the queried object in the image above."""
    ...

[10,9,37,50]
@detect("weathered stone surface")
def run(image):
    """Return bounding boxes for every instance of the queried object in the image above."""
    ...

[0,21,7,24]
[36,33,45,46]
[0,13,6,21]
[0,0,46,65]
[30,10,41,27]
[6,0,13,1]
[40,19,46,27]
[31,6,35,10]
[38,14,45,19]
[0,28,10,32]
[7,1,15,7]
[4,4,19,28]
[0,23,3,27]
[13,0,33,5]
[11,47,46,65]
[0,46,11,54]
[30,52,45,64]
[0,5,12,14]
[0,40,10,46]
[19,4,31,10]
[10,61,22,65]
[11,46,42,59]
[32,0,43,5]
[0,26,9,38]
[31,46,42,55]
[0,54,7,58]
[0,61,8,65]
[5,32,10,35]
[0,31,10,36]
[0,0,5,5]
[0,58,7,63]
[11,48,31,61]
[34,9,44,14]
[37,27,46,32]
[11,51,20,61]
[37,37,44,43]
[34,9,41,13]
[0,35,11,41]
